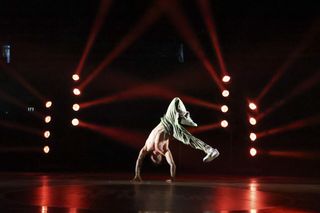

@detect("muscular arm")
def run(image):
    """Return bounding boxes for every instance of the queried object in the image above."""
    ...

[165,150,176,181]
[133,146,148,181]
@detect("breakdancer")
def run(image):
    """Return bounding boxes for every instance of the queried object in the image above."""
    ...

[132,97,219,182]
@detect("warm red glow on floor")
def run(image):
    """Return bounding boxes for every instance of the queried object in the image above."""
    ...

[79,4,162,90]
[257,114,320,139]
[75,0,113,76]
[34,176,89,209]
[197,0,229,76]
[79,120,146,149]
[159,0,223,91]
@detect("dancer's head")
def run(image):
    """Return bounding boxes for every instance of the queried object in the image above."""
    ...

[151,153,162,164]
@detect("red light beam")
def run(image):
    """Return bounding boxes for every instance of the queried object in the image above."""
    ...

[80,84,220,111]
[256,21,320,104]
[79,4,162,90]
[197,0,228,76]
[179,94,220,111]
[75,0,113,75]
[0,120,42,136]
[79,120,146,149]
[159,0,224,91]
[189,122,221,134]
[257,71,320,121]
[257,114,320,139]
[0,61,45,102]
[267,150,320,160]
[0,89,44,119]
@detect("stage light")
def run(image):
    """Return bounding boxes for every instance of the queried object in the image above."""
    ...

[44,131,50,138]
[43,146,50,154]
[44,116,51,123]
[45,101,52,108]
[221,105,228,113]
[249,102,257,110]
[72,118,79,126]
[250,148,257,157]
[250,133,257,141]
[72,74,80,81]
[73,88,81,96]
[222,90,229,97]
[221,120,228,128]
[249,117,257,125]
[72,103,80,111]
[222,75,231,83]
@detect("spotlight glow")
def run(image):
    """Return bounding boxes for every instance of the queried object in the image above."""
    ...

[45,116,51,123]
[249,102,257,110]
[45,101,52,108]
[73,88,81,96]
[249,117,257,125]
[72,104,80,111]
[250,148,257,157]
[221,120,228,128]
[43,146,50,154]
[250,133,257,141]
[72,74,80,81]
[222,90,229,97]
[72,118,79,126]
[44,131,50,138]
[221,105,228,113]
[222,75,231,83]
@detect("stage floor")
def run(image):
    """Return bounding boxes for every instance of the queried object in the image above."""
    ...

[0,173,319,212]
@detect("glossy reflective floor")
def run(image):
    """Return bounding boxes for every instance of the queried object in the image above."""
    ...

[0,173,319,212]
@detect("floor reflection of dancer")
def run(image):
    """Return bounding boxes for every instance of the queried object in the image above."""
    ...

[133,97,219,182]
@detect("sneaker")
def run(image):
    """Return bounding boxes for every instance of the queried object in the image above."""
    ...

[203,149,219,162]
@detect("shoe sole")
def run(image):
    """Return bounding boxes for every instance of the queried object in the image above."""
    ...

[203,151,219,162]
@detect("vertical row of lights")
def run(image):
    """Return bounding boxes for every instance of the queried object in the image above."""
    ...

[72,74,80,126]
[220,75,230,128]
[248,101,258,157]
[43,101,52,154]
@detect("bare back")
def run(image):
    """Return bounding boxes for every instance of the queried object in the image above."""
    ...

[145,123,170,155]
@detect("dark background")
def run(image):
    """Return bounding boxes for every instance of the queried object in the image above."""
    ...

[0,0,319,176]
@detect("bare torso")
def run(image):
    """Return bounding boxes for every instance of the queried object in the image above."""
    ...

[145,123,169,155]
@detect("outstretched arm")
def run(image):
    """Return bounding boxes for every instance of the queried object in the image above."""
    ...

[132,146,148,181]
[165,150,176,182]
